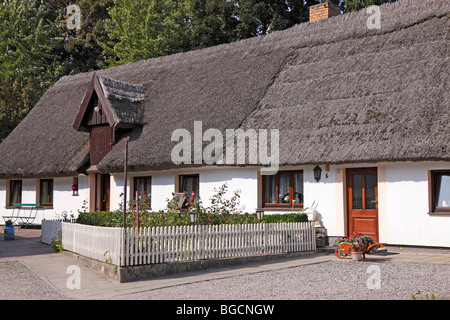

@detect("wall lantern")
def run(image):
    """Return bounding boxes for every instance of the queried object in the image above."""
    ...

[256,209,264,223]
[313,165,322,182]
[189,211,198,226]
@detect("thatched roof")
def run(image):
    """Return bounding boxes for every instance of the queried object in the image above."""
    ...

[98,76,145,127]
[0,0,448,178]
[241,0,450,166]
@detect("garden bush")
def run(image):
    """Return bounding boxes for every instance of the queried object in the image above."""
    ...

[76,183,308,228]
[76,210,308,228]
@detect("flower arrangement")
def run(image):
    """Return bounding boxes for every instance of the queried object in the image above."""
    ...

[335,232,374,252]
[51,229,64,253]
[72,184,79,196]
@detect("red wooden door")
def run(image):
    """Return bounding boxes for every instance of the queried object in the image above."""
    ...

[347,168,379,242]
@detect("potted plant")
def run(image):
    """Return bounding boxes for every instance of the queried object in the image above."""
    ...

[4,219,15,240]
[350,242,364,261]
[335,232,374,261]
[72,184,79,196]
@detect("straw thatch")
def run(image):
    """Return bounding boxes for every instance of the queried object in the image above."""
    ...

[98,76,145,126]
[0,0,448,178]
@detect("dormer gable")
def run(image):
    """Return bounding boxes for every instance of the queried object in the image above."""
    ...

[73,73,145,166]
[73,73,145,132]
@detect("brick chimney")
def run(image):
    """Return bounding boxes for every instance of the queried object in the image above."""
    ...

[309,1,341,23]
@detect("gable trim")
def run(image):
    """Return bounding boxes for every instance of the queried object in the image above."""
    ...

[73,73,115,132]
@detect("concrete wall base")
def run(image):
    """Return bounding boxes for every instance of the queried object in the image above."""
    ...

[63,250,317,283]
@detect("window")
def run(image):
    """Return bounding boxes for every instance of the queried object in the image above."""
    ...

[134,176,151,207]
[40,179,54,207]
[179,175,199,204]
[431,170,450,213]
[263,171,303,208]
[9,180,22,206]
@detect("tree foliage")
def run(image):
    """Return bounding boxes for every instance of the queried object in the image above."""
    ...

[0,0,114,141]
[187,0,240,49]
[100,0,191,66]
[235,0,316,38]
[0,0,63,140]
[58,0,114,74]
[340,0,397,13]
[101,0,324,66]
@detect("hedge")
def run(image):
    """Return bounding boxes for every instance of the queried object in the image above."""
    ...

[76,211,308,228]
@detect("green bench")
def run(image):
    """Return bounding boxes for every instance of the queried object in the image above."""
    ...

[3,204,41,228]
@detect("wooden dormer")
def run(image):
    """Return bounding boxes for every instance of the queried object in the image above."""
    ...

[73,74,115,132]
[73,73,144,166]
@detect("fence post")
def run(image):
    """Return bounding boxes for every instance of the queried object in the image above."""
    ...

[120,227,125,266]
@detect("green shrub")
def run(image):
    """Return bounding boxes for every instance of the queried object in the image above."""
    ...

[76,211,308,228]
[76,183,307,228]
[76,211,124,227]
[262,212,308,223]
[50,229,64,253]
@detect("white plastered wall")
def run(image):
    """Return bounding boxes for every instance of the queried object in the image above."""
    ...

[0,175,88,225]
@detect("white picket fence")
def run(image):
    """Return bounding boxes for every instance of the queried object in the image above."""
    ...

[122,222,316,266]
[42,220,123,265]
[42,221,316,267]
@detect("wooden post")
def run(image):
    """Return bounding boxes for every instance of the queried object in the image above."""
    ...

[136,191,139,228]
[123,139,128,228]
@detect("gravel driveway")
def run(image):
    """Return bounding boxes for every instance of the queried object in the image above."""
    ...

[118,259,450,300]
[0,260,69,300]
[2,258,448,300]
[1,243,449,300]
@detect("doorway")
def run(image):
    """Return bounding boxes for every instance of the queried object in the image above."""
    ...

[91,173,110,212]
[346,168,379,242]
[100,174,110,211]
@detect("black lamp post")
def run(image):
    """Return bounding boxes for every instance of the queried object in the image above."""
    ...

[256,209,264,223]
[313,165,322,182]
[189,211,198,226]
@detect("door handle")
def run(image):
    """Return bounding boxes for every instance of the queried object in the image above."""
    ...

[371,200,378,209]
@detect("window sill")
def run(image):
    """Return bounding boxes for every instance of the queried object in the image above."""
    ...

[428,211,450,216]
[258,207,304,212]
